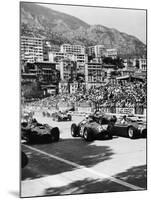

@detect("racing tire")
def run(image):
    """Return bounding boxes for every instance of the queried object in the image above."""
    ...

[25,131,36,144]
[51,127,60,142]
[127,126,137,139]
[71,123,78,137]
[83,128,94,142]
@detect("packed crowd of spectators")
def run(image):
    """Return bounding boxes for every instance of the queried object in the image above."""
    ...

[23,80,147,115]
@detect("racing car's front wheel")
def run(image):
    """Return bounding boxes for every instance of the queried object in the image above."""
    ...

[127,126,136,139]
[51,127,60,142]
[71,124,78,137]
[83,128,94,142]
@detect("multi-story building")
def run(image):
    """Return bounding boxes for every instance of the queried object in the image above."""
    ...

[105,48,118,59]
[131,58,147,71]
[72,54,88,63]
[71,54,88,75]
[48,52,72,63]
[59,60,77,82]
[60,44,85,54]
[24,61,60,85]
[138,58,147,70]
[43,41,60,61]
[85,62,105,89]
[88,45,106,58]
[21,36,43,63]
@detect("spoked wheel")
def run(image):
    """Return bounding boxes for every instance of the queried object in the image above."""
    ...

[83,128,94,142]
[127,126,136,139]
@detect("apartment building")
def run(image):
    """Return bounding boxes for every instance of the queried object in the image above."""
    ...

[60,44,85,54]
[88,45,106,58]
[43,41,60,61]
[132,58,147,71]
[21,36,43,63]
[85,62,105,89]
[48,52,73,63]
[138,58,147,70]
[105,48,118,59]
[59,60,77,82]
[24,61,59,84]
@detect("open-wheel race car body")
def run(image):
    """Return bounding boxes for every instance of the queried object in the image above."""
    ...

[21,119,60,144]
[71,114,114,141]
[110,116,147,139]
[52,111,72,121]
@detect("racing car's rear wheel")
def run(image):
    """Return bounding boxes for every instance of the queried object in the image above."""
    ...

[71,124,78,137]
[127,126,136,139]
[83,128,94,142]
[51,127,60,142]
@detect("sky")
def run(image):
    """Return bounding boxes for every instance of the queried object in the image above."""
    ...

[39,3,146,44]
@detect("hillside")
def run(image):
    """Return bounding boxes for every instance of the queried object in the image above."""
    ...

[20,2,146,57]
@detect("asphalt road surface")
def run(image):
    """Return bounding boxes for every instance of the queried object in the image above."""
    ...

[21,112,147,198]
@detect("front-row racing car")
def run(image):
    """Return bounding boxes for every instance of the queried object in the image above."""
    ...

[21,118,60,144]
[111,115,147,139]
[71,114,115,141]
[71,114,147,141]
[52,111,72,121]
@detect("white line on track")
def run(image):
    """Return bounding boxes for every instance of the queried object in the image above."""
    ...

[23,144,145,191]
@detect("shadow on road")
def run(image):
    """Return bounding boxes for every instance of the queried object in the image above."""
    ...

[21,138,114,180]
[44,165,147,196]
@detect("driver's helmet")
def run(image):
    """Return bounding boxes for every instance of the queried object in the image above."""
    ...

[110,115,117,123]
[123,115,127,120]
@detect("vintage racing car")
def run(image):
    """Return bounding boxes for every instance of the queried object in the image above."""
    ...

[71,114,115,141]
[21,118,60,143]
[110,115,147,139]
[52,111,72,121]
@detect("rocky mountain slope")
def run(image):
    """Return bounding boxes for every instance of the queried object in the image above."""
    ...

[21,2,146,57]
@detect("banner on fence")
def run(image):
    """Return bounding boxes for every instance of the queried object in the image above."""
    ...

[76,106,93,113]
[116,108,135,115]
